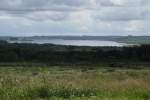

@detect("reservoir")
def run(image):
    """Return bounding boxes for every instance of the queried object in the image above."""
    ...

[9,39,131,47]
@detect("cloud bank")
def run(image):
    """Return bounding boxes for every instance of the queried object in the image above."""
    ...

[0,0,150,36]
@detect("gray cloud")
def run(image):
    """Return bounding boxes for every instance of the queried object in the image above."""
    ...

[0,0,88,12]
[0,0,149,12]
[94,7,150,21]
[23,11,69,21]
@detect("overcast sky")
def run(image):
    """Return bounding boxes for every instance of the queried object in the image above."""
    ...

[0,0,150,36]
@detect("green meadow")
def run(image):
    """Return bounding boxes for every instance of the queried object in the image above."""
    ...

[0,66,150,100]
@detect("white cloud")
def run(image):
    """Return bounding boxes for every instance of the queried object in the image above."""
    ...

[69,10,93,31]
[110,0,141,6]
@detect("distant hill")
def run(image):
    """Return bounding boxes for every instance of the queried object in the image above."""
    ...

[1,36,150,45]
[113,36,150,44]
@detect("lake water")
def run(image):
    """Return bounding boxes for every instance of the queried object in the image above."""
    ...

[9,39,131,47]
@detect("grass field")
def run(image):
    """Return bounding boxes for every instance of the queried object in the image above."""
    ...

[0,66,150,100]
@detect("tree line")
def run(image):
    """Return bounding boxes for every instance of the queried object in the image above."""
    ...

[0,40,150,64]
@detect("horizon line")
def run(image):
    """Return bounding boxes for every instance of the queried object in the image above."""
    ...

[0,35,150,37]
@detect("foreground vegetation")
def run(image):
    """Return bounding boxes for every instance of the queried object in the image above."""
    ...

[0,41,150,99]
[0,66,150,100]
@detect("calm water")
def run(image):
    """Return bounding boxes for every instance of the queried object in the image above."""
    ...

[10,39,130,47]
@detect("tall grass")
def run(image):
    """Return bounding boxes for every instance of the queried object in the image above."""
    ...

[0,66,150,99]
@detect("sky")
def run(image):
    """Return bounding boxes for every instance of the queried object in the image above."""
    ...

[0,0,150,36]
